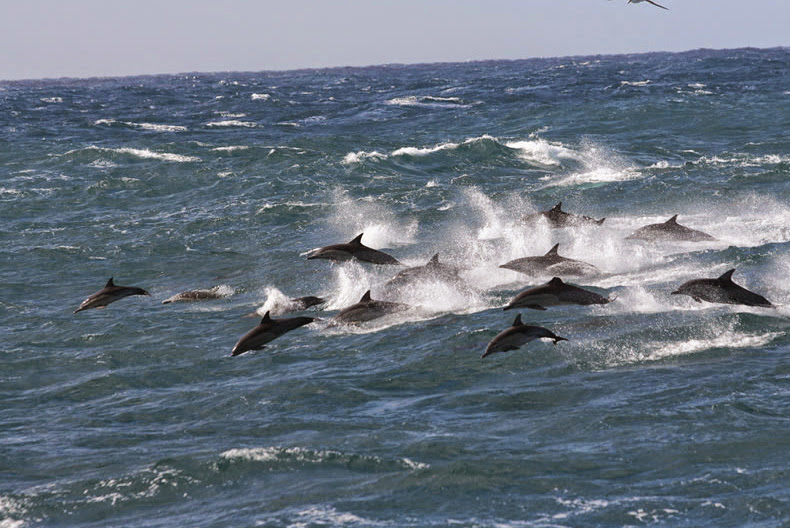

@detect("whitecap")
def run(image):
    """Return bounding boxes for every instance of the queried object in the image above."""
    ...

[342,150,386,164]
[212,145,250,152]
[251,93,271,101]
[40,96,63,103]
[505,138,578,166]
[110,147,200,163]
[205,120,258,128]
[385,95,470,108]
[620,80,651,87]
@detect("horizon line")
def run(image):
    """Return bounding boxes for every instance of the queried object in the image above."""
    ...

[2,45,787,84]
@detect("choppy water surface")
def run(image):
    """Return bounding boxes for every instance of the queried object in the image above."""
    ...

[2,48,790,527]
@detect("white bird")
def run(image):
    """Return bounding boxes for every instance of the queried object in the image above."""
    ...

[628,0,669,10]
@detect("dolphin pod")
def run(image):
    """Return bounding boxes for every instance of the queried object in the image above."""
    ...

[73,203,776,360]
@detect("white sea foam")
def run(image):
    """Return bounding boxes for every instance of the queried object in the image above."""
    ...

[251,93,271,101]
[342,150,387,164]
[205,120,258,128]
[620,80,651,87]
[325,188,418,249]
[107,147,200,163]
[342,134,582,170]
[40,96,63,103]
[221,446,428,470]
[212,145,250,152]
[385,95,469,108]
[94,119,187,132]
[505,138,579,166]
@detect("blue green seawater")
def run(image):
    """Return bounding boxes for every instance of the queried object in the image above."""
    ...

[2,47,790,527]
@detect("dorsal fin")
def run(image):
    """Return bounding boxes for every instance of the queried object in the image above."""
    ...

[261,311,272,323]
[105,277,115,287]
[545,243,560,256]
[428,253,440,265]
[718,268,736,283]
[596,217,606,225]
[512,314,524,326]
[349,233,364,246]
[549,277,564,286]
[360,290,372,302]
[551,202,563,212]
[665,215,679,225]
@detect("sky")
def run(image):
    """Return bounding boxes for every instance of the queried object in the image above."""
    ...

[1,0,788,81]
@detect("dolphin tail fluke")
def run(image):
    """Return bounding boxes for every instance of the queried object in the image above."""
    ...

[596,217,606,225]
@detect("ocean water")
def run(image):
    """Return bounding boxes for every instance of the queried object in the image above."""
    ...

[2,47,790,527]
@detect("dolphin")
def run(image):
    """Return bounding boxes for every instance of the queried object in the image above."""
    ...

[231,311,314,356]
[504,277,611,311]
[244,295,327,318]
[522,202,605,228]
[383,253,465,290]
[482,314,567,358]
[74,277,150,313]
[628,0,668,10]
[306,233,401,265]
[162,285,230,304]
[500,244,600,277]
[289,296,327,311]
[626,215,715,242]
[332,290,410,324]
[671,268,773,307]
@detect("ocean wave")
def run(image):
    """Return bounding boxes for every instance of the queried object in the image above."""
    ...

[39,97,63,103]
[205,120,258,128]
[219,446,428,471]
[342,135,579,167]
[385,95,472,108]
[251,93,271,101]
[211,145,250,152]
[94,119,187,132]
[66,146,200,163]
[619,80,651,87]
[695,153,790,168]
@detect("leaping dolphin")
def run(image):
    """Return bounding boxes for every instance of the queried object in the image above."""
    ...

[231,311,314,356]
[626,215,715,242]
[74,277,150,313]
[332,290,410,324]
[482,314,567,358]
[500,244,600,277]
[504,277,611,311]
[522,202,605,228]
[306,233,401,265]
[671,269,772,307]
